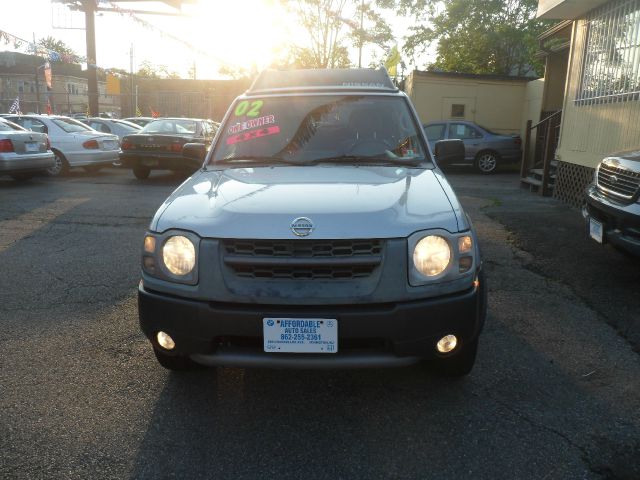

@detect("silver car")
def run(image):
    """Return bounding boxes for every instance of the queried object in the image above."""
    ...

[138,68,487,377]
[4,115,120,175]
[83,117,142,140]
[0,118,54,181]
[423,120,522,174]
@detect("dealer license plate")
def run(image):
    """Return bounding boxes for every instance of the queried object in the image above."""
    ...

[263,318,338,353]
[24,142,38,152]
[102,140,118,150]
[589,218,603,243]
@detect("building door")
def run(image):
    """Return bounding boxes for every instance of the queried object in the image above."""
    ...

[442,97,476,122]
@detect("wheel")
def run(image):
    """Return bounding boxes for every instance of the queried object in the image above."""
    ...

[153,348,200,371]
[432,338,479,377]
[10,173,35,181]
[133,165,151,179]
[83,165,102,173]
[47,150,69,177]
[474,151,498,174]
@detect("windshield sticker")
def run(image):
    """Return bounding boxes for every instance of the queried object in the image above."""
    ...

[226,125,281,145]
[234,100,264,118]
[227,115,275,135]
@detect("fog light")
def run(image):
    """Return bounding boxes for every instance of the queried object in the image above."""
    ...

[157,331,175,350]
[437,334,457,353]
[459,256,473,273]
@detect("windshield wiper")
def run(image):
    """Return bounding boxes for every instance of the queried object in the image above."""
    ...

[309,155,425,167]
[213,156,300,165]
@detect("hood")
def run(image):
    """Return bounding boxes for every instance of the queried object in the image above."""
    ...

[151,165,460,239]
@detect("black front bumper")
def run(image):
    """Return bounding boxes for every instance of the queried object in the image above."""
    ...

[138,272,487,368]
[585,185,640,255]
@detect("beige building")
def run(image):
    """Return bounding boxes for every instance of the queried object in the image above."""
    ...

[405,70,539,137]
[536,0,640,205]
[0,52,119,115]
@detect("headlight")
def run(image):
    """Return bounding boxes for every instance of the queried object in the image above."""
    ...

[162,235,196,276]
[413,235,451,277]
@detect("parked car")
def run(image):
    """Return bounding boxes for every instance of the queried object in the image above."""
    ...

[423,120,522,174]
[123,117,155,128]
[137,68,486,376]
[583,150,640,256]
[4,115,120,175]
[0,117,55,181]
[82,117,142,140]
[120,117,218,179]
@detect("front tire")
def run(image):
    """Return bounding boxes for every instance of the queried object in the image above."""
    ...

[432,338,479,377]
[133,165,151,179]
[153,348,200,371]
[474,152,498,174]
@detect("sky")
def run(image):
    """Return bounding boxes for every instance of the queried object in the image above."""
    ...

[1,0,432,79]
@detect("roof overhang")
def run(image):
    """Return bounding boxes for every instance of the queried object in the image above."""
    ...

[537,0,610,19]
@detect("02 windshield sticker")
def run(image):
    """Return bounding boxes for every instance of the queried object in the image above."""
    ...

[234,100,264,118]
[226,125,281,145]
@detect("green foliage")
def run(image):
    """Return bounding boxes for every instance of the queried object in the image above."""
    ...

[399,0,549,76]
[37,36,78,59]
[279,0,394,68]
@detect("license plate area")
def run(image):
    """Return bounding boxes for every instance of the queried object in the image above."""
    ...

[142,159,159,167]
[24,142,39,152]
[263,318,338,353]
[590,218,603,243]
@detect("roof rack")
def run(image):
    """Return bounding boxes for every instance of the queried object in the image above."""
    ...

[247,68,398,95]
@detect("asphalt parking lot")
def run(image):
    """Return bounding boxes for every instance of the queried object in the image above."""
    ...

[1,167,639,480]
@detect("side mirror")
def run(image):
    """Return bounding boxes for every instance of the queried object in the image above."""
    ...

[182,142,207,163]
[434,139,465,165]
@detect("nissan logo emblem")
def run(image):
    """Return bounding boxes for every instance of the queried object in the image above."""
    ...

[291,217,314,237]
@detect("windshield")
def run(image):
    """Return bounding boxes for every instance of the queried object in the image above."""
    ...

[210,95,428,166]
[141,119,197,135]
[52,117,93,133]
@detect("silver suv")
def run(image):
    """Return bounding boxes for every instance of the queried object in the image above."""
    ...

[138,69,487,376]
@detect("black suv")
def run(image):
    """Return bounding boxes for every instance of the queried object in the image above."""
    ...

[584,150,640,255]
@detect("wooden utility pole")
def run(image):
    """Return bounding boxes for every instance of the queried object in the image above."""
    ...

[83,0,99,116]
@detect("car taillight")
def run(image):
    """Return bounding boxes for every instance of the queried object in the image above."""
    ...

[121,140,134,150]
[82,139,99,149]
[168,142,184,152]
[0,139,14,152]
[514,137,522,146]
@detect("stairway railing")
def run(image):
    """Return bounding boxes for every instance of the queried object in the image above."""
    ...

[520,110,562,195]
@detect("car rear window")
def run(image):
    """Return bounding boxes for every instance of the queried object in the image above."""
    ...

[142,119,197,134]
[52,117,93,133]
[0,119,26,131]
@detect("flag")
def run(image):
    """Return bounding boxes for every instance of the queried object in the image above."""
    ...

[150,107,160,118]
[44,61,52,89]
[135,105,142,117]
[385,45,401,77]
[46,98,52,115]
[8,96,21,114]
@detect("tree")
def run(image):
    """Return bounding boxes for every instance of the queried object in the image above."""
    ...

[137,60,159,78]
[398,0,549,76]
[280,0,394,69]
[37,36,78,60]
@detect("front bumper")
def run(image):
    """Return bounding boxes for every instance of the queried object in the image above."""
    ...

[0,151,55,173]
[584,184,640,255]
[138,271,486,369]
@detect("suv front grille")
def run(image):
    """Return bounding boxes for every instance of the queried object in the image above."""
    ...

[597,163,640,200]
[222,239,383,280]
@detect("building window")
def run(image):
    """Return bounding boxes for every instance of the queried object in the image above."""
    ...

[578,0,640,104]
[451,104,465,118]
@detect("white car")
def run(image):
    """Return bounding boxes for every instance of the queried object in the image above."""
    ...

[0,118,54,181]
[4,114,120,175]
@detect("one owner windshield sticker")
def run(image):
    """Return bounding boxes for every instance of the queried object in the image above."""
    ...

[226,125,281,145]
[234,100,264,117]
[227,115,275,135]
